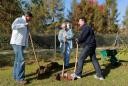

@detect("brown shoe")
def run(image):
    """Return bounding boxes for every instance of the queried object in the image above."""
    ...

[16,80,27,85]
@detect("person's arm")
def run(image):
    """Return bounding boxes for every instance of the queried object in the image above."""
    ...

[11,18,28,30]
[66,29,74,40]
[77,27,89,44]
[58,30,63,42]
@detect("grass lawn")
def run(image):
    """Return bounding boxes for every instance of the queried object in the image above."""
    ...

[0,50,128,86]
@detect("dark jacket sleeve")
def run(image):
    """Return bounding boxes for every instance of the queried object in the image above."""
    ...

[78,27,90,44]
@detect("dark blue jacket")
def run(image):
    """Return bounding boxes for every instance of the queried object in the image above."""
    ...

[78,24,96,47]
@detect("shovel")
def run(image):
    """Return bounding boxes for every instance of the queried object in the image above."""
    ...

[56,42,79,81]
[74,42,78,73]
[29,32,46,79]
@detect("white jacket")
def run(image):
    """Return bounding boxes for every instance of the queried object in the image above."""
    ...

[58,28,73,49]
[10,16,29,46]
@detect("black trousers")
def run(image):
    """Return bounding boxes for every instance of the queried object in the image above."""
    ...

[75,45,103,77]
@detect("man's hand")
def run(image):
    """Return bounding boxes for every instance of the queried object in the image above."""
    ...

[75,38,78,43]
[25,23,28,26]
[64,37,67,42]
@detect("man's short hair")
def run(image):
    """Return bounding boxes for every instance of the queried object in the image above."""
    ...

[65,20,71,23]
[79,17,86,22]
[25,12,33,17]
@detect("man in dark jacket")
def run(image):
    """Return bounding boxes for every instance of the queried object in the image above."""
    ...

[71,17,104,80]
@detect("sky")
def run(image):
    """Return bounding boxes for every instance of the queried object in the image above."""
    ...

[64,0,128,25]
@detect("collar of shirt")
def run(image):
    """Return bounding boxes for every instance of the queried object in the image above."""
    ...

[22,15,27,23]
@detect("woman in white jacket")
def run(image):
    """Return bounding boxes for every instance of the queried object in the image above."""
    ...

[10,12,32,84]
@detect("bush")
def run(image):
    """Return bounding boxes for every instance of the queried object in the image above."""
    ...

[96,34,116,47]
[0,34,128,50]
[96,33,128,47]
[0,35,11,50]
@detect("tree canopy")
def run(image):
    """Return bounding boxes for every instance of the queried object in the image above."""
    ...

[30,0,64,34]
[0,0,119,35]
[0,0,64,35]
[68,0,118,33]
[0,0,22,34]
[123,6,128,29]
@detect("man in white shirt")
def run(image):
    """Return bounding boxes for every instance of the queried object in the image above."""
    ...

[10,12,32,84]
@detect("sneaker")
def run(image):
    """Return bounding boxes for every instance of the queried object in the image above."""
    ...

[16,80,27,85]
[70,73,81,80]
[94,75,104,80]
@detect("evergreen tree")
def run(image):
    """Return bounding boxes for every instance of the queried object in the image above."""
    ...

[30,0,64,34]
[69,0,118,33]
[123,6,128,29]
[106,0,118,33]
[0,0,22,34]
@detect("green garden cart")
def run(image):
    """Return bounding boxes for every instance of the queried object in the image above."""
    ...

[100,49,119,66]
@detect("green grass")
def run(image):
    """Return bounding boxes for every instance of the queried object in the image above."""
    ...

[0,50,128,86]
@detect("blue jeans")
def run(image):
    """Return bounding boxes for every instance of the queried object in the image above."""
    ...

[61,43,71,67]
[75,45,103,77]
[11,44,25,81]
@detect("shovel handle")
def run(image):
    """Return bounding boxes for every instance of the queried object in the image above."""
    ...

[61,37,66,77]
[29,32,40,69]
[61,61,64,77]
[74,42,78,73]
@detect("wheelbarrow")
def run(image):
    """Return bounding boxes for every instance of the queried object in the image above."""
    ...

[100,49,119,66]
